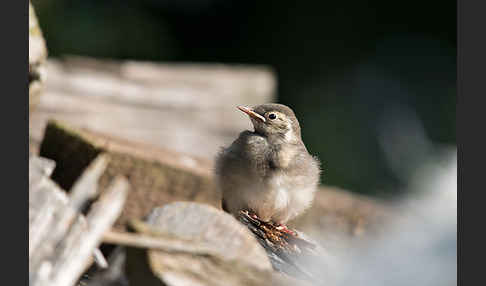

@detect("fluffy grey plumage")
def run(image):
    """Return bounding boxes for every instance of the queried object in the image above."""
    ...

[215,103,321,224]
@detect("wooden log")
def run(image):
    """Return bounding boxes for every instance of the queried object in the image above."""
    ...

[38,120,219,230]
[237,210,328,283]
[29,56,276,160]
[122,202,309,286]
[29,155,129,286]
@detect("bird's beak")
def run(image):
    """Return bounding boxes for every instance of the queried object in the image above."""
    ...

[237,106,266,122]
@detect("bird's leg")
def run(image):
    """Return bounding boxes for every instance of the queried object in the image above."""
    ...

[241,209,297,236]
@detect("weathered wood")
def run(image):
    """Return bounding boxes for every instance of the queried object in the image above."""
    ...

[38,120,219,230]
[123,202,308,286]
[29,155,129,286]
[29,157,70,261]
[48,177,129,286]
[29,155,109,268]
[69,155,109,211]
[29,56,276,160]
[92,249,108,270]
[141,202,272,270]
[103,230,219,256]
[81,246,128,286]
[38,119,393,242]
[46,156,109,251]
[64,155,110,269]
[29,156,55,191]
[29,1,47,112]
[237,210,327,283]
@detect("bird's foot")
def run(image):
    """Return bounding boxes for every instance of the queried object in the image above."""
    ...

[275,224,297,236]
[240,210,297,236]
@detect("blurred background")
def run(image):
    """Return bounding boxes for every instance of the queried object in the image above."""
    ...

[32,0,456,198]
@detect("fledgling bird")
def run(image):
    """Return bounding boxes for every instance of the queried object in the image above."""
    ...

[215,103,320,230]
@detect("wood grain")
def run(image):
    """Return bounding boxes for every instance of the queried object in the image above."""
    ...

[29,156,129,286]
[29,56,275,160]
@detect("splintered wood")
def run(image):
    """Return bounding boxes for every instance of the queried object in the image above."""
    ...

[239,210,317,253]
[238,210,326,283]
[29,156,129,286]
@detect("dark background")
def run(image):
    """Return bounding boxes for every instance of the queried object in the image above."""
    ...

[32,0,456,198]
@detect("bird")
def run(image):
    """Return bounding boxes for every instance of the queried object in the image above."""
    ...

[215,103,321,232]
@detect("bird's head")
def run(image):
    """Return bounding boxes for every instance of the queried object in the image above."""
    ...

[237,103,302,143]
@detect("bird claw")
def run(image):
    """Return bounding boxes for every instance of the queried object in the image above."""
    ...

[275,224,297,236]
[241,210,297,236]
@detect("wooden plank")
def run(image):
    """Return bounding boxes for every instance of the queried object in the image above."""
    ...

[38,120,219,230]
[29,56,276,160]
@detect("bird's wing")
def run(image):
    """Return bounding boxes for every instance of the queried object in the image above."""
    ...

[215,130,270,178]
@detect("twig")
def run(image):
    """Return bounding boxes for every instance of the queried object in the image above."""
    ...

[69,155,109,211]
[102,230,218,256]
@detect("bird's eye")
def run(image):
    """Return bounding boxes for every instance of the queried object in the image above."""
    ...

[268,113,277,120]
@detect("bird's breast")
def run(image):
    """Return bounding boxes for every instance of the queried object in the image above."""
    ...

[266,172,292,210]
